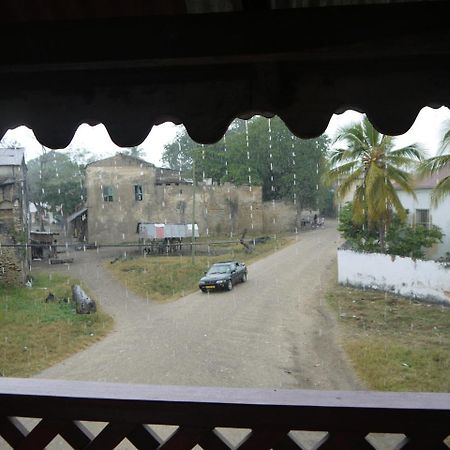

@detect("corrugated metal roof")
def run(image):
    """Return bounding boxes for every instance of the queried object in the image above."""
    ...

[0,148,24,166]
[66,207,88,223]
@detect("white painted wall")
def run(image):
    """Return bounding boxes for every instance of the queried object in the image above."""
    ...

[338,249,450,305]
[397,189,450,259]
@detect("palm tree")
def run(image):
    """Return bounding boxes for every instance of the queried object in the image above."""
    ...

[419,121,450,205]
[325,116,425,251]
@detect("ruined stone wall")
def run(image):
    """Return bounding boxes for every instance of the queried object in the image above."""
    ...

[0,246,25,287]
[155,183,264,237]
[0,165,28,287]
[86,161,158,244]
[86,155,322,243]
[262,200,297,234]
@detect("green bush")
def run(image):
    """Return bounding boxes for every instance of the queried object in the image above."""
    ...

[338,202,443,258]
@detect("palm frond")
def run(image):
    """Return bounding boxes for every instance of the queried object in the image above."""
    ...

[362,118,381,148]
[418,154,450,175]
[334,167,364,200]
[439,119,450,153]
[389,144,427,162]
[431,175,450,206]
[385,166,416,198]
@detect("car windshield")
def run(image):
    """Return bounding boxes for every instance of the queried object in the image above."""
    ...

[207,265,231,275]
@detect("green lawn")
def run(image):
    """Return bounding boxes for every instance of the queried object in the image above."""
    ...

[327,285,450,392]
[0,273,113,377]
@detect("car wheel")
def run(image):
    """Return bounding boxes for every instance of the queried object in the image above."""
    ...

[226,280,233,291]
[201,289,207,293]
[242,273,247,282]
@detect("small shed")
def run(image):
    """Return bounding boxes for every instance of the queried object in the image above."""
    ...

[30,231,58,260]
[138,223,199,240]
[66,207,88,242]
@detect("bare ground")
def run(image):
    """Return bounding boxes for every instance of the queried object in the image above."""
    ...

[35,225,360,390]
[7,225,368,449]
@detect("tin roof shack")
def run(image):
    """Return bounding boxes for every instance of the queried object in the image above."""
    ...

[66,207,88,243]
[30,231,58,261]
[0,148,29,286]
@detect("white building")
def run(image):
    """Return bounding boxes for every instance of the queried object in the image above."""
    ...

[397,167,450,259]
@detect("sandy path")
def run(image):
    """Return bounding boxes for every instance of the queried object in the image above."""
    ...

[5,225,367,449]
[36,225,360,391]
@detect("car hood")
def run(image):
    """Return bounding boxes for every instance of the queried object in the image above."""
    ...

[200,274,229,283]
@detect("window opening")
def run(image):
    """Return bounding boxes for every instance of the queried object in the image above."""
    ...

[102,186,114,202]
[415,208,430,228]
[134,185,143,201]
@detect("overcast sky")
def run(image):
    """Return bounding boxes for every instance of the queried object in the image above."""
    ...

[3,106,450,165]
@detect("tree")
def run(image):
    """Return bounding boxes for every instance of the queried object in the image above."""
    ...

[325,116,425,251]
[162,117,331,223]
[27,148,86,229]
[419,120,450,204]
[122,146,145,158]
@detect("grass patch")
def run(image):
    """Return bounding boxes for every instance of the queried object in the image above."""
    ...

[108,235,292,301]
[0,273,113,377]
[327,285,450,392]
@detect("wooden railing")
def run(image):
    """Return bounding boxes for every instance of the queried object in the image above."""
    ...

[0,378,449,449]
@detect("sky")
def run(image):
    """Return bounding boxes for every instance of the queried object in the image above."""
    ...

[2,106,450,165]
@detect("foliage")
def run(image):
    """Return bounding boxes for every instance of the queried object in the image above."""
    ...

[162,117,333,215]
[27,148,86,223]
[0,272,113,377]
[418,119,450,205]
[386,217,443,259]
[122,146,145,158]
[327,284,450,392]
[339,202,443,258]
[325,116,425,250]
[338,203,380,252]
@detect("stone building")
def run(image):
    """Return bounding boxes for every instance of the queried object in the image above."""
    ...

[85,153,264,245]
[0,148,28,286]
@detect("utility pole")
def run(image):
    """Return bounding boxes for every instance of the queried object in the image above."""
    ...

[191,158,196,263]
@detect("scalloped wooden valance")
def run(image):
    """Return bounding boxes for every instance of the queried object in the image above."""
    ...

[0,1,449,148]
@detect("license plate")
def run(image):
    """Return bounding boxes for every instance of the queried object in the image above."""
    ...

[206,285,216,289]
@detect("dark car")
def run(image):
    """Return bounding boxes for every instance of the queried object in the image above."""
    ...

[199,261,248,293]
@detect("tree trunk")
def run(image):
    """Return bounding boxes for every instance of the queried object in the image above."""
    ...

[379,221,386,253]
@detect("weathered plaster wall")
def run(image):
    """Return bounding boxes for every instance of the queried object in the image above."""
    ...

[262,200,297,234]
[397,189,450,259]
[338,249,450,305]
[155,183,263,238]
[86,159,158,244]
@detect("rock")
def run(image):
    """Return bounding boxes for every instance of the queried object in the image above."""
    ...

[45,292,57,302]
[71,285,97,314]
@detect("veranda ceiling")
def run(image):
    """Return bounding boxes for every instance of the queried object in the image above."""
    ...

[0,0,448,147]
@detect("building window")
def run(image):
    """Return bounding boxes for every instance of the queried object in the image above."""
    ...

[103,186,114,202]
[134,185,143,201]
[415,209,430,228]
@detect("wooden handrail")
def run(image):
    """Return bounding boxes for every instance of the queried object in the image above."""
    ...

[0,378,449,449]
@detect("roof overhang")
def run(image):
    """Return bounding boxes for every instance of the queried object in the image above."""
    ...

[0,1,449,147]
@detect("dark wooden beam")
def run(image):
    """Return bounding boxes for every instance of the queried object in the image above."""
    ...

[0,1,449,71]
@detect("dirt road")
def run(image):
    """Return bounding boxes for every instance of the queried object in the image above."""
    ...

[36,225,360,391]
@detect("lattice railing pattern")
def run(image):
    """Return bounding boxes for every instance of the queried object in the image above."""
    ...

[0,378,449,449]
